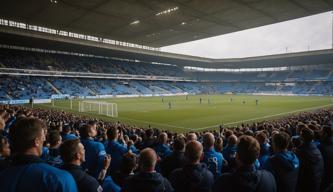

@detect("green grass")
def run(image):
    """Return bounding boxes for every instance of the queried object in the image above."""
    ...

[34,95,333,133]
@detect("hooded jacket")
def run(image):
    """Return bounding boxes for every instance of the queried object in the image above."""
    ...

[122,171,174,192]
[160,151,186,178]
[296,142,324,192]
[62,164,102,192]
[263,151,299,192]
[169,163,214,192]
[213,165,276,192]
[319,137,333,191]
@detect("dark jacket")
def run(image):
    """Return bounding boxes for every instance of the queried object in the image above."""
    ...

[319,137,333,191]
[160,151,186,178]
[263,151,299,192]
[169,163,214,192]
[213,165,277,192]
[0,156,10,172]
[112,171,134,188]
[296,142,324,192]
[62,164,101,192]
[122,171,174,192]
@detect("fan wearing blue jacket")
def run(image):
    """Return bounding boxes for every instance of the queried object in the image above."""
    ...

[61,124,78,141]
[154,132,172,160]
[263,132,299,192]
[202,132,224,178]
[105,126,128,175]
[256,131,271,167]
[80,123,107,179]
[0,117,77,192]
[222,135,237,172]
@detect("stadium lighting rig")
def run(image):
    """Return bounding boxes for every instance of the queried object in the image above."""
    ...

[155,7,179,16]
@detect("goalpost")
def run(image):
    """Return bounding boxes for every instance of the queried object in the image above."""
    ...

[51,98,74,109]
[78,100,118,117]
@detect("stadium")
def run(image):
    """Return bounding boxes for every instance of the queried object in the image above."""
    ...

[0,1,333,192]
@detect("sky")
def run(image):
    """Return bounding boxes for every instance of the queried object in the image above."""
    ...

[161,11,332,59]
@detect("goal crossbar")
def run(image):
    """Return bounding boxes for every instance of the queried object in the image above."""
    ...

[78,101,118,117]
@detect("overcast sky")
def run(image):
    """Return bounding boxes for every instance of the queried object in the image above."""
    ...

[161,11,332,59]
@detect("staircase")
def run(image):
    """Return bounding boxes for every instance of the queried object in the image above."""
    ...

[46,80,62,94]
[170,84,185,93]
[325,70,333,80]
[150,86,169,94]
[5,93,12,100]
[308,82,321,94]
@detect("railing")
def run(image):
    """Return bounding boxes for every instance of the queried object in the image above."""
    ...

[0,68,193,82]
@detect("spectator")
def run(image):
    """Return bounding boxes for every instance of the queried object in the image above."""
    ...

[202,132,224,178]
[80,124,107,179]
[142,129,156,149]
[154,132,172,160]
[213,136,276,192]
[46,130,63,167]
[122,148,174,192]
[319,125,333,191]
[113,152,137,188]
[256,131,271,167]
[169,140,214,192]
[222,134,237,171]
[214,137,223,153]
[0,117,6,137]
[0,117,77,191]
[60,139,105,192]
[263,132,299,192]
[160,136,186,178]
[105,126,128,175]
[61,124,77,141]
[186,133,197,143]
[296,127,324,192]
[0,135,10,171]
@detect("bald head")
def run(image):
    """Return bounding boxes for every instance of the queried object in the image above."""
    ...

[185,140,203,164]
[203,132,215,149]
[138,148,157,172]
[158,132,168,144]
[186,133,197,143]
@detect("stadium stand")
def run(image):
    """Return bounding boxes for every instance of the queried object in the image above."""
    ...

[1,47,332,102]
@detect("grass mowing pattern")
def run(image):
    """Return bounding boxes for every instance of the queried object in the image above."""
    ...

[35,95,333,133]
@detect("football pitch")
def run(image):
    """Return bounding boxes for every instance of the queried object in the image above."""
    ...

[35,95,333,133]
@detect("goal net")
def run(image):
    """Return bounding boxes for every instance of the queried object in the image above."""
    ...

[78,101,118,117]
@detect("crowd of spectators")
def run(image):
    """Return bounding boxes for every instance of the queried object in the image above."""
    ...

[0,48,185,77]
[0,104,332,192]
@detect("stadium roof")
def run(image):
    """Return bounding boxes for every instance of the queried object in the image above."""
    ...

[1,0,332,47]
[1,27,333,69]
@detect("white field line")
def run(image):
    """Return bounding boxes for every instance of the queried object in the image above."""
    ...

[189,103,333,131]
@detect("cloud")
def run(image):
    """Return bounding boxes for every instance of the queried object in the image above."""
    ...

[161,11,332,59]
